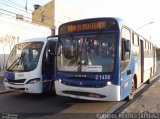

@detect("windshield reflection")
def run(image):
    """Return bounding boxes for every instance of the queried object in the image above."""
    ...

[57,33,117,72]
[6,42,43,72]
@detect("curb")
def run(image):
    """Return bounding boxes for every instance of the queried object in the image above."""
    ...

[0,90,13,94]
[102,73,160,115]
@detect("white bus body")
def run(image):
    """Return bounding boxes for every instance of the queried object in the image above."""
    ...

[4,37,57,94]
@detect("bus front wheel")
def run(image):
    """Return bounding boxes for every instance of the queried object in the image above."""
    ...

[48,81,56,96]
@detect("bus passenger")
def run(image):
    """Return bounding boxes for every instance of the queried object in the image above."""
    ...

[109,43,115,57]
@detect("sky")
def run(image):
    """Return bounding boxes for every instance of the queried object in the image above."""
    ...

[0,0,160,47]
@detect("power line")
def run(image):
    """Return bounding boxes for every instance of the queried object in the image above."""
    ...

[0,12,52,33]
[1,0,79,24]
[0,11,15,18]
[4,0,80,21]
[0,2,53,20]
[0,1,32,14]
[0,8,54,27]
[0,1,56,21]
[0,1,82,30]
[7,0,33,12]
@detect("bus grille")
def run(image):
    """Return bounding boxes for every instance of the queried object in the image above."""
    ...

[7,79,26,84]
[61,80,106,88]
[62,91,106,98]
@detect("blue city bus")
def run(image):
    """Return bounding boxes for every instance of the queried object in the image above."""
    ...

[55,18,156,101]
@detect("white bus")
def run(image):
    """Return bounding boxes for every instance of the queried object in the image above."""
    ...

[4,36,58,94]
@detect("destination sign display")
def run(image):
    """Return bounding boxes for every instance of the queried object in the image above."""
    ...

[16,42,43,49]
[59,19,118,34]
[67,21,107,33]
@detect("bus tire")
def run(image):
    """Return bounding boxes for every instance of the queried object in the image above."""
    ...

[127,92,133,100]
[145,68,152,84]
[126,77,136,101]
[146,79,151,84]
[48,81,56,96]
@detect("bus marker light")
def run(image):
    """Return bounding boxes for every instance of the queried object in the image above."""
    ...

[106,81,111,86]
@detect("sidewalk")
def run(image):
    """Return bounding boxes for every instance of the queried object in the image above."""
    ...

[122,78,160,113]
[122,61,160,113]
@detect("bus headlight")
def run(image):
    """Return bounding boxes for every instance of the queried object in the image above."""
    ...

[106,81,111,86]
[26,78,40,84]
[4,78,8,83]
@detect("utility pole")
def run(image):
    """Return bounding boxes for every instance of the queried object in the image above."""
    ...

[25,0,28,21]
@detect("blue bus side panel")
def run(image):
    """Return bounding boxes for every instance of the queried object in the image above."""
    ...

[121,57,135,100]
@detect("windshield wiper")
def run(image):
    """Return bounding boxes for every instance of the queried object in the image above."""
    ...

[7,57,20,70]
[7,52,26,71]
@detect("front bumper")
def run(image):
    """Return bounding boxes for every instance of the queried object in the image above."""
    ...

[55,80,121,101]
[4,80,42,94]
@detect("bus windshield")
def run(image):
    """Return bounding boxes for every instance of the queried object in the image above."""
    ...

[57,33,117,73]
[6,42,44,72]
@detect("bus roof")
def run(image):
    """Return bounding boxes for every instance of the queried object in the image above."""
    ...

[19,37,47,43]
[59,17,123,25]
[58,17,155,46]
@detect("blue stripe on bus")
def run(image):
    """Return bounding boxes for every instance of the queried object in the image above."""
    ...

[120,57,135,100]
[4,71,15,80]
[57,72,115,87]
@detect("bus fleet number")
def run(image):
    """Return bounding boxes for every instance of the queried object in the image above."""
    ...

[95,75,111,80]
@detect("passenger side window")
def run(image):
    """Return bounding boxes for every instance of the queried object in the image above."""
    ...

[121,27,131,71]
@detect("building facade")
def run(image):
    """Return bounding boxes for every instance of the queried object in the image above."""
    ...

[32,1,55,32]
[32,0,84,35]
[0,15,51,77]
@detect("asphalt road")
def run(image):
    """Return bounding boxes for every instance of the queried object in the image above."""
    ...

[0,78,5,91]
[0,93,72,113]
[0,92,117,119]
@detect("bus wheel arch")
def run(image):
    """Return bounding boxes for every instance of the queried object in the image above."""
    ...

[126,74,137,101]
[146,68,152,84]
[133,74,137,89]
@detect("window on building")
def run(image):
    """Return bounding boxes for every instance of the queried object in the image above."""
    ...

[41,11,45,22]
